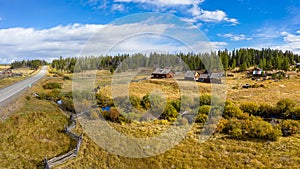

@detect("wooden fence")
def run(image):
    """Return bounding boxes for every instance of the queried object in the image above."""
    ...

[44,111,87,169]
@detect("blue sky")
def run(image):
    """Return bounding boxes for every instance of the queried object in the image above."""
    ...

[0,0,300,63]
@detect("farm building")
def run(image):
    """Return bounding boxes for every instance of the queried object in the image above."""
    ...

[1,69,13,77]
[197,72,224,83]
[151,68,174,79]
[296,63,300,68]
[252,68,265,77]
[197,73,210,83]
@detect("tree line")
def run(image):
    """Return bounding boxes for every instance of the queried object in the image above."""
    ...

[50,48,300,73]
[11,59,47,70]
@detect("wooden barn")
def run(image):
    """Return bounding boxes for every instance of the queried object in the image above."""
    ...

[197,72,224,83]
[151,68,174,79]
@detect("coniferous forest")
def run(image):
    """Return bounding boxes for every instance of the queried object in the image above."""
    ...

[50,48,300,73]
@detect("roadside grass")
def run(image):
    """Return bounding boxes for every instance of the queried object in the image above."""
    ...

[0,97,76,168]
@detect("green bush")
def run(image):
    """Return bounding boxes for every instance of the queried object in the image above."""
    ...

[37,92,46,100]
[43,82,62,89]
[276,99,296,118]
[46,89,61,101]
[258,103,274,117]
[198,105,211,115]
[160,103,178,122]
[195,113,208,123]
[141,93,151,110]
[223,104,244,119]
[199,94,211,106]
[170,99,181,112]
[224,117,282,140]
[240,102,259,116]
[130,95,142,109]
[292,106,300,119]
[95,93,114,107]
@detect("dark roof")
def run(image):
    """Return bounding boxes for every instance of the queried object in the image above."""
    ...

[199,74,209,79]
[210,72,224,78]
[152,68,173,75]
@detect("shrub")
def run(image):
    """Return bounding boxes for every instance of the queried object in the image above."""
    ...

[258,103,274,117]
[240,102,259,116]
[63,75,71,80]
[223,104,244,119]
[199,94,211,106]
[61,96,75,112]
[37,92,46,100]
[130,95,141,109]
[280,120,300,136]
[95,93,114,107]
[198,105,211,115]
[43,82,62,89]
[170,99,181,112]
[46,89,61,101]
[292,106,300,119]
[141,93,151,110]
[195,113,208,123]
[160,103,178,122]
[276,99,296,118]
[224,117,282,140]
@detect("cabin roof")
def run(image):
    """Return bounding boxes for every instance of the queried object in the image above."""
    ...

[152,68,173,75]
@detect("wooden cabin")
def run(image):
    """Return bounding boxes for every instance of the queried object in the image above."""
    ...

[151,68,174,79]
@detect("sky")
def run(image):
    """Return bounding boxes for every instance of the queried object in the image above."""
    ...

[0,0,300,63]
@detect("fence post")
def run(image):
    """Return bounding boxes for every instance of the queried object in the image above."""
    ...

[44,157,50,169]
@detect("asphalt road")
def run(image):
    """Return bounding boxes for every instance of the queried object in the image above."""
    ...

[0,66,48,103]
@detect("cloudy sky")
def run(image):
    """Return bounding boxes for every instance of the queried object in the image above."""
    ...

[0,0,299,63]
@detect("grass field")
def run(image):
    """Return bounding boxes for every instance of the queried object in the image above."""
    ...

[1,69,300,168]
[0,67,38,89]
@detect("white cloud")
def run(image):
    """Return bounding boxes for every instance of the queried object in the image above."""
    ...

[114,0,204,6]
[218,33,252,41]
[112,4,125,12]
[297,30,300,34]
[0,17,2,21]
[0,24,105,62]
[193,9,239,25]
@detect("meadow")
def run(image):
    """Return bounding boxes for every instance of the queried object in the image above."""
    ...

[0,69,300,168]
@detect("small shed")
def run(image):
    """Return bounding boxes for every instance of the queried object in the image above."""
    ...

[252,68,265,77]
[151,68,174,79]
[296,63,300,68]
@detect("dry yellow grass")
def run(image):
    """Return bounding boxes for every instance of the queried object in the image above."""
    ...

[97,70,300,106]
